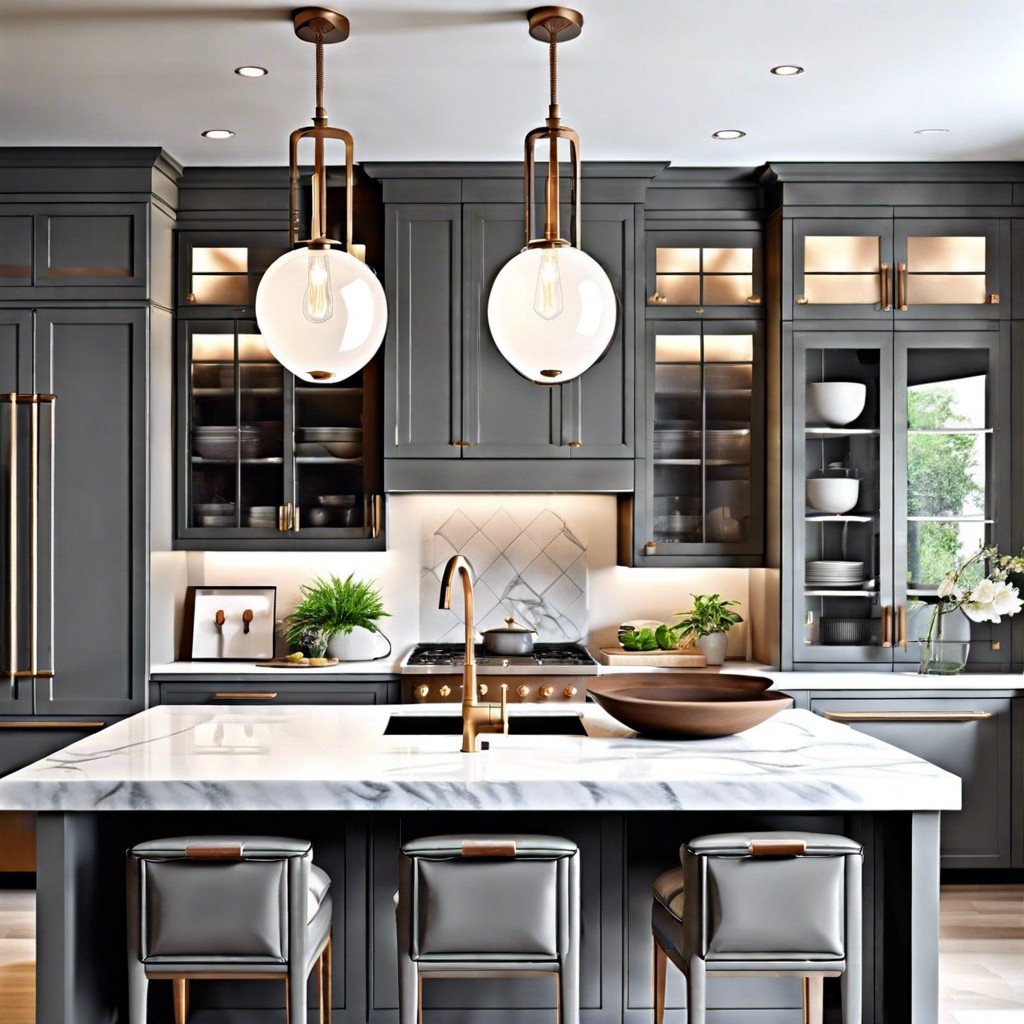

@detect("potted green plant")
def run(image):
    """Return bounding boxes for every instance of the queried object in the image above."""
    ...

[282,573,390,661]
[672,594,743,666]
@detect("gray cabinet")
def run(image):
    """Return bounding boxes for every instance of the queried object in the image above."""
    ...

[379,171,640,491]
[810,694,1014,868]
[0,308,147,717]
[150,676,400,706]
[0,202,149,300]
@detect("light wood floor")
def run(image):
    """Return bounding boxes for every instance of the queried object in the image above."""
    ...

[0,884,1020,1022]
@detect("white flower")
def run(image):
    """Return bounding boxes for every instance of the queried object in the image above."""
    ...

[961,578,1023,623]
[990,581,1023,618]
[937,575,958,599]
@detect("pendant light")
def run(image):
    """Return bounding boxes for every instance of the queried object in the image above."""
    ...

[255,8,387,384]
[487,6,616,384]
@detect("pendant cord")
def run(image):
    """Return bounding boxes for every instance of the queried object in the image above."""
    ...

[548,32,558,120]
[313,20,327,119]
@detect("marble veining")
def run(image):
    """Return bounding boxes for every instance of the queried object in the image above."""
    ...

[0,705,960,814]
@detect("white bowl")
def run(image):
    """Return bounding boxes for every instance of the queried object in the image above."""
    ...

[807,382,867,426]
[806,477,859,514]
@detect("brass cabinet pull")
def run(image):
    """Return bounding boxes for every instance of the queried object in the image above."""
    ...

[897,605,907,650]
[292,505,300,532]
[40,395,55,682]
[568,441,582,448]
[825,711,992,724]
[450,440,472,448]
[988,293,1000,304]
[880,262,891,310]
[897,262,908,310]
[746,295,762,304]
[5,394,17,683]
[795,296,809,305]
[881,605,892,648]
[213,691,278,700]
[371,494,382,539]
[278,503,296,531]
[29,396,38,678]
[0,720,105,729]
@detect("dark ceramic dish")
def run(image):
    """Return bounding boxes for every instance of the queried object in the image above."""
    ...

[587,673,791,738]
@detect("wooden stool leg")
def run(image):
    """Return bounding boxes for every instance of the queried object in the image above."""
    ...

[802,976,824,1024]
[653,938,668,1024]
[172,978,189,1024]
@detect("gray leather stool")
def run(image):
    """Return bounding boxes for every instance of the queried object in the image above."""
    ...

[652,831,862,1024]
[396,834,580,1024]
[127,836,332,1024]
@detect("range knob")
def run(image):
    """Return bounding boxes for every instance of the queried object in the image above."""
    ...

[414,684,430,702]
[539,685,555,699]
[516,684,530,699]
[439,684,452,698]
[563,685,578,699]
[478,683,489,697]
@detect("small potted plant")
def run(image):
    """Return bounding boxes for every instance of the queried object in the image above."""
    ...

[283,573,390,661]
[672,594,743,666]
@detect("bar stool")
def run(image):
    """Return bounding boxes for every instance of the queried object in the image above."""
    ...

[396,833,580,1024]
[127,835,333,1024]
[652,831,862,1024]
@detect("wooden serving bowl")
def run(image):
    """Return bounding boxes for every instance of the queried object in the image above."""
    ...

[587,674,791,738]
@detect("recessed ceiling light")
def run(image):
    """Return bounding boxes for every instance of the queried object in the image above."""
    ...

[234,66,268,78]
[913,128,950,135]
[770,64,804,76]
[712,129,746,140]
[201,129,235,140]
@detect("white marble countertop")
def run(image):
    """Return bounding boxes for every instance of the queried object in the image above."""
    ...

[0,704,960,814]
[150,658,404,676]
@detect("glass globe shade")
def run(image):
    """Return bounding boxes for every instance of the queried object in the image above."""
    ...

[255,246,388,384]
[487,246,617,384]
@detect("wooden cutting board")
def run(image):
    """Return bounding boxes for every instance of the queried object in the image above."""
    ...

[599,647,707,668]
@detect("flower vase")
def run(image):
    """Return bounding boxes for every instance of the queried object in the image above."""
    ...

[917,604,970,675]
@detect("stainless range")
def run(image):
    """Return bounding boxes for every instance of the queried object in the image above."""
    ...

[400,642,598,703]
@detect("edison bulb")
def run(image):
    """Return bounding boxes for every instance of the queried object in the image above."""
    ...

[534,249,564,320]
[488,246,616,384]
[255,245,388,384]
[302,250,333,323]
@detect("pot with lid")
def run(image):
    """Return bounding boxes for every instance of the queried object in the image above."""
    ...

[481,617,537,655]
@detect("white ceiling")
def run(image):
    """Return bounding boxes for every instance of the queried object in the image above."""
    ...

[1,0,1022,169]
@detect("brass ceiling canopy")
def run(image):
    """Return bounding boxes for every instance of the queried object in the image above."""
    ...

[292,8,350,44]
[527,6,583,43]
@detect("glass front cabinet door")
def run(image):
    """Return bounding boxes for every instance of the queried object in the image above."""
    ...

[790,218,1005,321]
[626,320,764,566]
[177,320,384,550]
[791,324,1010,667]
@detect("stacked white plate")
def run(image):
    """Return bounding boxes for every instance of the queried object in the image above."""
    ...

[193,425,269,460]
[296,426,362,459]
[805,560,865,586]
[246,505,278,529]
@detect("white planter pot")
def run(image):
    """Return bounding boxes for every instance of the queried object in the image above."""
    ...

[696,632,728,666]
[327,627,382,661]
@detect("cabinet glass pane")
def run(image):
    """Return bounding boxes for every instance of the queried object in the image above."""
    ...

[187,245,286,307]
[651,246,756,308]
[906,236,985,272]
[704,275,754,305]
[906,274,987,305]
[703,248,752,273]
[804,236,880,273]
[804,274,880,304]
[653,274,700,305]
[905,348,992,593]
[656,248,699,273]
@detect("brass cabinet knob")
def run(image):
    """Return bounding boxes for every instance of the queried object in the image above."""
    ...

[414,684,430,701]
[989,293,1000,304]
[563,685,578,698]
[796,296,809,305]
[439,684,452,698]
[478,683,489,697]
[540,685,555,698]
[516,684,530,699]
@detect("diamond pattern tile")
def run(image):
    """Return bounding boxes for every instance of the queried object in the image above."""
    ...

[421,501,589,641]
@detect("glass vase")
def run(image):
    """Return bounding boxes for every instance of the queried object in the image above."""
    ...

[917,604,970,675]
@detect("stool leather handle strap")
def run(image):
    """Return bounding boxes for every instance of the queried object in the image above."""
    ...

[748,840,807,857]
[185,844,244,860]
[460,840,517,858]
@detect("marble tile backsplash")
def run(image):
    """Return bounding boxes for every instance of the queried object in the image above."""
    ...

[421,499,588,643]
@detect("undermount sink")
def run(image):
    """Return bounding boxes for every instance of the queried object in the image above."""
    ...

[384,713,588,737]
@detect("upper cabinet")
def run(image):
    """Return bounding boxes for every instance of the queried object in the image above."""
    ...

[177,231,287,316]
[789,217,1007,321]
[373,164,652,492]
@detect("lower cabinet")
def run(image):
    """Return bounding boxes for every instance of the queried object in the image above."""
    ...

[149,677,401,706]
[810,694,1014,868]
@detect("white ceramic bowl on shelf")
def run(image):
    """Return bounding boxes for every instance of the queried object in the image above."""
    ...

[807,381,867,426]
[806,477,860,514]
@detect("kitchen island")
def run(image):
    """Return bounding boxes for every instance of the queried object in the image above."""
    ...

[0,703,959,1024]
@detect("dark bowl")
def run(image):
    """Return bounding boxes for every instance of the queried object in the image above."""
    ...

[587,673,791,738]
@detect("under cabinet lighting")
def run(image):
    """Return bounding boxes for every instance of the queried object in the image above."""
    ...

[770,64,804,76]
[913,128,950,135]
[201,129,235,139]
[234,65,268,77]
[712,129,746,140]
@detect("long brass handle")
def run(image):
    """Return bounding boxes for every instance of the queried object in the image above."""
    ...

[825,711,992,724]
[0,720,105,729]
[292,504,299,533]
[5,394,17,683]
[212,691,278,700]
[880,262,891,310]
[897,605,907,650]
[39,394,55,682]
[28,395,38,679]
[897,262,907,310]
[881,605,892,648]
[372,494,382,539]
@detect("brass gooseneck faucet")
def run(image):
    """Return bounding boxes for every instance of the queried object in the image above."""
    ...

[438,555,508,753]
